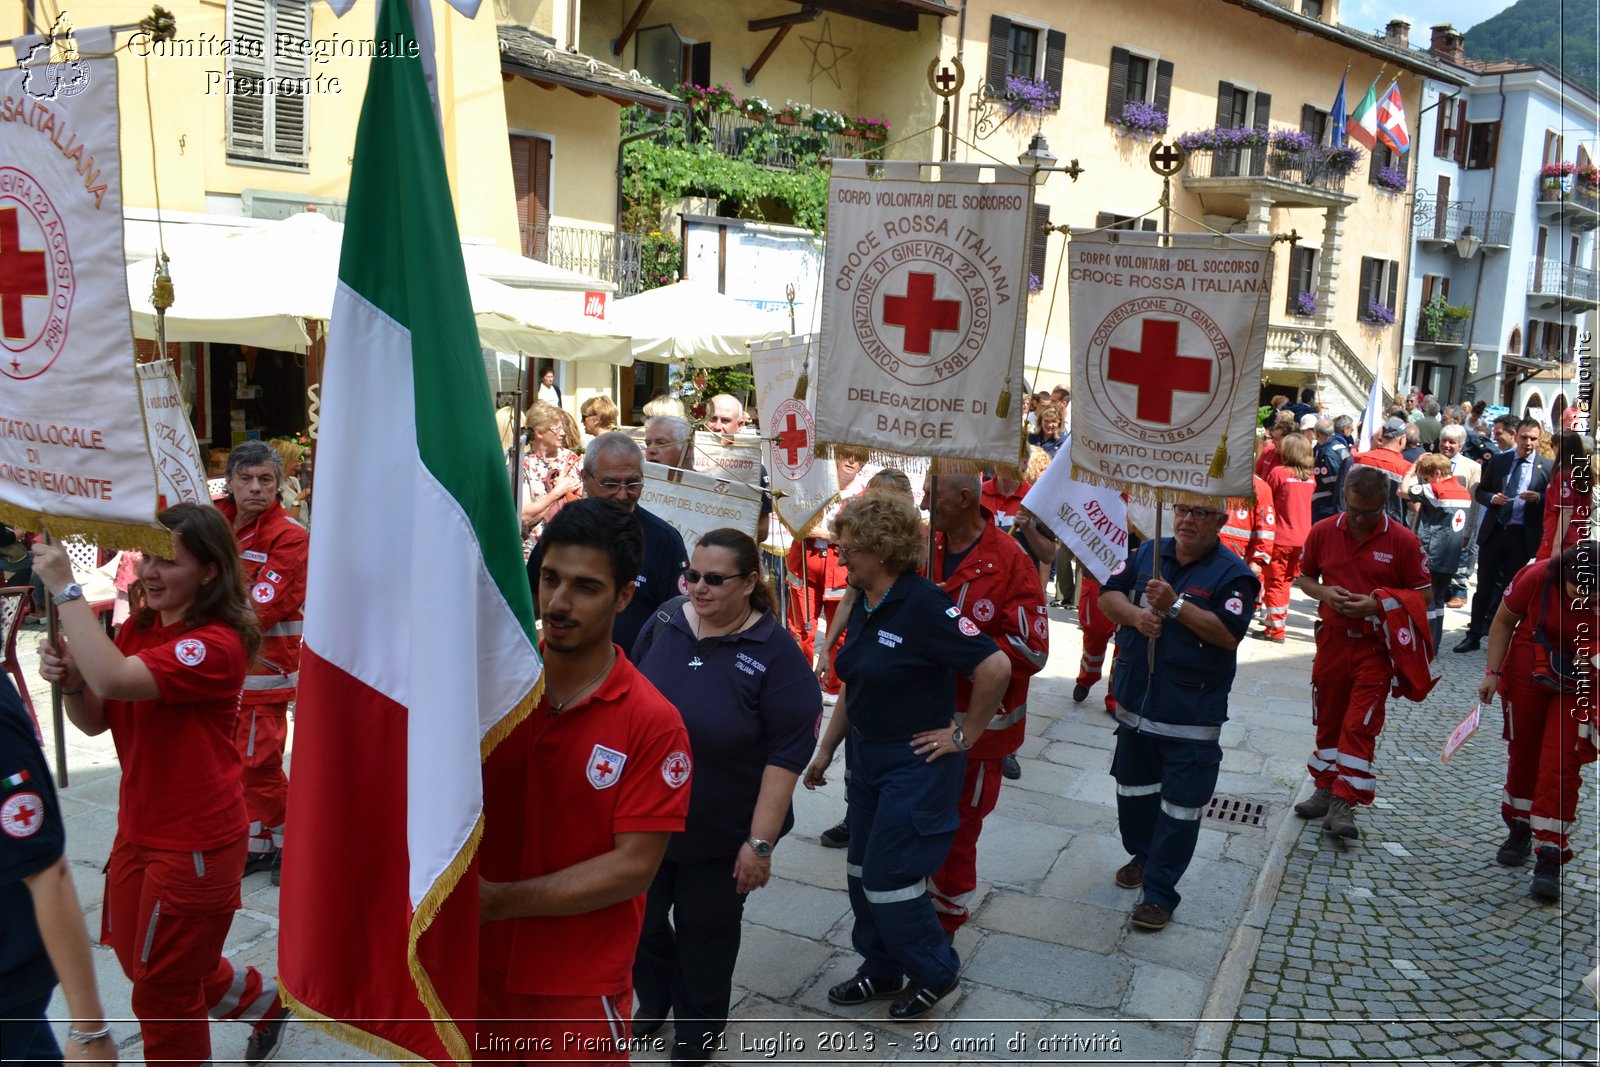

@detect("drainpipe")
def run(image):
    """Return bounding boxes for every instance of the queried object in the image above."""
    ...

[949,0,968,151]
[1461,73,1507,403]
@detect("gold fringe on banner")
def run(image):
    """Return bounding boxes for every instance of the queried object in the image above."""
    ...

[812,442,1026,482]
[278,985,431,1065]
[0,503,175,558]
[1066,464,1229,509]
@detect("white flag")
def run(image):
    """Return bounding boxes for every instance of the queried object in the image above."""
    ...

[1024,437,1130,583]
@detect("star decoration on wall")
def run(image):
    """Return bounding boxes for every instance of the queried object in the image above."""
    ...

[801,17,851,90]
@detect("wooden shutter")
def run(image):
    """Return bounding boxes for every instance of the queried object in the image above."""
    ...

[1030,203,1051,284]
[1215,81,1235,127]
[1141,218,1157,232]
[987,17,1012,93]
[1421,275,1436,307]
[1095,211,1115,229]
[270,0,311,163]
[1386,260,1399,311]
[1434,96,1452,159]
[226,0,268,156]
[1301,104,1318,134]
[510,137,531,254]
[1043,30,1066,102]
[1359,257,1376,306]
[1439,275,1450,300]
[1253,91,1272,129]
[1153,60,1173,116]
[1454,107,1468,165]
[1106,48,1130,123]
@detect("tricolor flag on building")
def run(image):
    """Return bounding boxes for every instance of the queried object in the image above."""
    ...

[1347,77,1380,150]
[1376,80,1411,154]
[277,0,541,1061]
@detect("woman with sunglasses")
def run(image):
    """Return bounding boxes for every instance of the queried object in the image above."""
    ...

[630,528,821,1063]
[803,492,1010,1021]
[1478,540,1599,902]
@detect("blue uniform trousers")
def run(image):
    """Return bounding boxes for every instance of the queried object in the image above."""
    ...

[0,990,61,1064]
[1111,727,1221,913]
[844,732,963,990]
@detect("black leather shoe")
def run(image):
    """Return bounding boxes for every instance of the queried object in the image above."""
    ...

[1000,754,1021,780]
[1072,684,1090,703]
[1453,636,1481,653]
[888,979,958,1020]
[827,973,905,1006]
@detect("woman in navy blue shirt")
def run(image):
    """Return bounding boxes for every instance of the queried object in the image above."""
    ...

[632,528,820,1064]
[803,492,1009,1022]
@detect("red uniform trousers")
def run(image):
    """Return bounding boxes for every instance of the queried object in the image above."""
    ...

[1077,576,1117,710]
[1260,545,1304,637]
[476,966,634,1064]
[1308,628,1391,805]
[233,701,290,857]
[929,755,1005,934]
[102,835,278,1065]
[785,540,847,694]
[1499,675,1599,862]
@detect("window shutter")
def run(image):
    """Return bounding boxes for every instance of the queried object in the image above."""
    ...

[987,17,1012,94]
[1359,257,1376,306]
[1253,91,1272,129]
[226,0,268,157]
[1095,211,1115,229]
[1454,109,1468,165]
[1386,261,1399,311]
[510,137,532,254]
[1421,275,1436,306]
[269,0,311,163]
[1439,275,1450,300]
[1215,81,1235,127]
[1106,48,1130,123]
[1030,203,1051,284]
[1434,98,1451,158]
[1301,104,1318,134]
[1043,30,1066,101]
[1153,60,1172,115]
[1141,218,1158,232]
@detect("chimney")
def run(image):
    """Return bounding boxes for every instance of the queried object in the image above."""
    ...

[1430,24,1465,64]
[1384,19,1410,49]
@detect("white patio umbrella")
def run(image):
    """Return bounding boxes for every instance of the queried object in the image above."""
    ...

[607,279,791,366]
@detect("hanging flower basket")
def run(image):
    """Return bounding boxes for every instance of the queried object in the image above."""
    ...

[1117,100,1169,139]
[1373,165,1407,193]
[1360,300,1396,326]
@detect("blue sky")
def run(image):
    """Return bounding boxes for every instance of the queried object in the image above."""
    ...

[1337,0,1514,36]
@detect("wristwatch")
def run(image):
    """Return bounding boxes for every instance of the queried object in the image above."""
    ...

[951,725,970,751]
[746,836,774,858]
[51,583,84,607]
[1166,595,1186,621]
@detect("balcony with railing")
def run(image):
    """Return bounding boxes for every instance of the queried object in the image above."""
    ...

[1179,134,1357,209]
[1536,173,1600,230]
[521,223,645,298]
[1528,257,1600,310]
[625,93,889,173]
[1415,314,1470,347]
[1412,194,1513,253]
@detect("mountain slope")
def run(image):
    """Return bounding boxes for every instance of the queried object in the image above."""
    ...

[1464,0,1598,93]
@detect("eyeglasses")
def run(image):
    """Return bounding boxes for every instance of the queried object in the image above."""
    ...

[684,570,750,587]
[1170,504,1220,520]
[590,477,645,493]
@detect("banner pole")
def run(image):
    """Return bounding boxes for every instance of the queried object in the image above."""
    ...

[1146,502,1163,674]
[41,532,67,787]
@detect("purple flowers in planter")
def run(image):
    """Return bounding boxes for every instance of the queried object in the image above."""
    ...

[1005,75,1059,113]
[1294,290,1317,317]
[1174,125,1270,151]
[1361,300,1396,326]
[1118,100,1169,134]
[1373,165,1407,192]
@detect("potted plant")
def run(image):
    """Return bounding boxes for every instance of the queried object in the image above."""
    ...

[699,83,738,113]
[1540,161,1575,199]
[1004,74,1059,114]
[1579,162,1600,192]
[1174,125,1270,152]
[1373,165,1407,193]
[1117,100,1169,138]
[1361,300,1396,326]
[1325,146,1362,178]
[1293,290,1317,318]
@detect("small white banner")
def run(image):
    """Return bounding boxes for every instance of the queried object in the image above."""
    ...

[640,460,763,555]
[1069,232,1273,500]
[815,160,1031,467]
[1024,435,1130,584]
[137,360,209,508]
[0,29,173,553]
[750,335,837,538]
[692,431,763,490]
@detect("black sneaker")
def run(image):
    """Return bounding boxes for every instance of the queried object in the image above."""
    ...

[1000,754,1021,780]
[820,819,849,848]
[245,1003,290,1065]
[1496,822,1533,867]
[1531,846,1562,902]
[888,978,958,1020]
[1072,684,1090,703]
[827,973,905,1006]
[243,849,278,878]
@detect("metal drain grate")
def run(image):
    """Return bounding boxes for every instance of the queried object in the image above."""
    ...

[1204,794,1268,829]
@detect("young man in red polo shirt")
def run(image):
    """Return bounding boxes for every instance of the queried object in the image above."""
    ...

[1295,466,1432,838]
[479,500,691,1063]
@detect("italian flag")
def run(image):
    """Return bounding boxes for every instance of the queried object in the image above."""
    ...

[1346,78,1380,151]
[277,0,541,1061]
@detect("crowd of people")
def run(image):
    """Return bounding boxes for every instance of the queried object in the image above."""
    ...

[2,375,1593,1066]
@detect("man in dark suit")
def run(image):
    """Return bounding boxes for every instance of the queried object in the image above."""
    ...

[1454,418,1551,652]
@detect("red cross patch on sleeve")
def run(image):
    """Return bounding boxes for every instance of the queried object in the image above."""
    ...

[1,791,44,838]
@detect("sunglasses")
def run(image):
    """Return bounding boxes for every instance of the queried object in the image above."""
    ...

[684,570,751,587]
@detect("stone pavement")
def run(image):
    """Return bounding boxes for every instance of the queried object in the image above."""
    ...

[18,589,1598,1064]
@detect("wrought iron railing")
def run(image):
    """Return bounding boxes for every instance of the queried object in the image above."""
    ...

[1183,146,1351,194]
[1528,257,1600,304]
[521,223,645,298]
[1412,194,1513,248]
[1537,180,1600,214]
[1415,316,1469,345]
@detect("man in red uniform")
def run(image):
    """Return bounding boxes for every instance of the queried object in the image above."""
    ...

[924,474,1049,938]
[1295,467,1432,839]
[479,500,691,1063]
[1219,474,1275,578]
[216,441,307,883]
[1350,417,1414,521]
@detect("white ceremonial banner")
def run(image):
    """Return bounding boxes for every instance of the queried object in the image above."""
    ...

[1068,232,1274,501]
[751,335,837,538]
[815,160,1031,467]
[136,361,208,507]
[692,431,763,489]
[640,460,763,553]
[1025,436,1130,584]
[0,30,173,553]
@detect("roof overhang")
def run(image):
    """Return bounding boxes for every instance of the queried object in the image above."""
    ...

[1218,0,1472,86]
[499,26,683,112]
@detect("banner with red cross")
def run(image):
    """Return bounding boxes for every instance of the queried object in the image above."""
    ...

[750,334,838,538]
[0,28,175,555]
[814,160,1031,467]
[1068,232,1274,501]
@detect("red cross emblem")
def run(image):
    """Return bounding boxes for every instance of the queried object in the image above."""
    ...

[586,744,627,790]
[882,272,961,355]
[1,791,43,838]
[770,397,816,479]
[1106,319,1212,424]
[660,750,692,789]
[0,168,74,380]
[0,207,47,342]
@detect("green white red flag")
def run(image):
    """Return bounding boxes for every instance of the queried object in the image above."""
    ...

[277,0,541,1061]
[1346,78,1380,150]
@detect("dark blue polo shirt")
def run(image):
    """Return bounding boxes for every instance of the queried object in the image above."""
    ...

[633,608,820,862]
[833,572,996,739]
[526,504,688,658]
[0,675,64,1011]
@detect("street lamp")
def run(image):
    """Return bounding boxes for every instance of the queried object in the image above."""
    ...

[1018,133,1058,183]
[1454,225,1482,259]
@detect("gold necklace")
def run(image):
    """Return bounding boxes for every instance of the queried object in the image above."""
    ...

[548,650,616,714]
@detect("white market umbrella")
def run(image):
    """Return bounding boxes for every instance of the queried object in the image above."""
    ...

[607,279,791,366]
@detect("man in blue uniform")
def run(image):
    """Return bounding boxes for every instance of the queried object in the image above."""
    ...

[526,431,689,655]
[0,675,115,1063]
[1098,498,1259,932]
